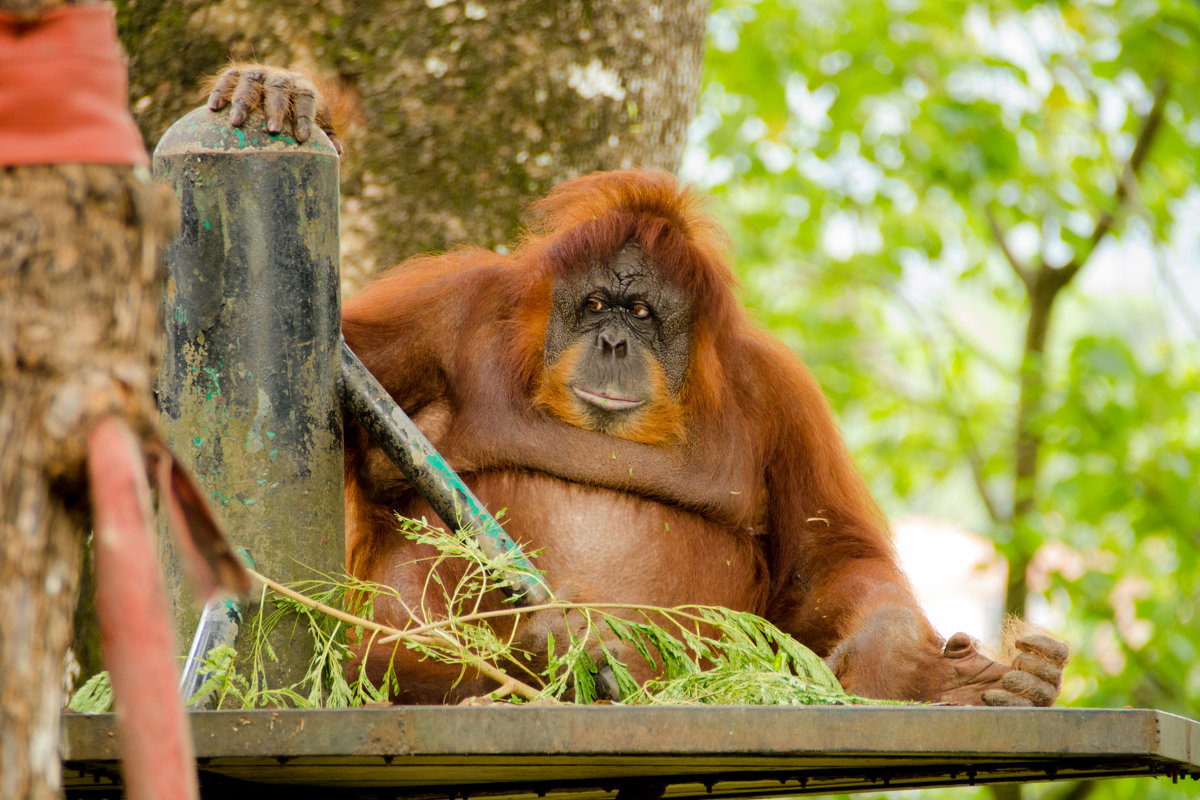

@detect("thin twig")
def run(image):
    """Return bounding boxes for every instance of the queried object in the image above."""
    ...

[375,601,719,645]
[854,277,1008,524]
[1055,78,1169,287]
[1094,80,1168,244]
[248,567,395,636]
[428,629,540,700]
[962,439,1007,524]
[1150,243,1200,342]
[986,206,1033,289]
[245,566,542,701]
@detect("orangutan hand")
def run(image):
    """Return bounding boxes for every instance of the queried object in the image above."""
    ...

[937,630,1069,707]
[205,63,343,154]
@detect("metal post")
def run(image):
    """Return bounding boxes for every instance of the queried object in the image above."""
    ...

[152,106,343,690]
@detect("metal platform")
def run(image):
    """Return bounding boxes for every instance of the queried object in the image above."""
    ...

[62,706,1199,798]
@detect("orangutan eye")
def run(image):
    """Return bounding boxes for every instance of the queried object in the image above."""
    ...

[586,297,607,313]
[630,301,651,319]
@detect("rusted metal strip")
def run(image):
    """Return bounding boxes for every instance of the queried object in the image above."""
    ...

[62,706,1200,798]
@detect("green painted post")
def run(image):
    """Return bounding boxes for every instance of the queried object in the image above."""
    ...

[152,107,343,691]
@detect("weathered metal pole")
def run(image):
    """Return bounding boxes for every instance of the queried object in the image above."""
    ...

[152,107,343,690]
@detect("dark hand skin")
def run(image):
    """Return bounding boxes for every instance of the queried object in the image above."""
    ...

[206,63,343,154]
[835,628,1069,707]
[945,632,1070,706]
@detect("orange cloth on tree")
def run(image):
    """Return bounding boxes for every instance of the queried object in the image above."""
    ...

[0,4,148,166]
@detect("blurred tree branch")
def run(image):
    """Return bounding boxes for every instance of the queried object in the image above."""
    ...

[993,79,1170,619]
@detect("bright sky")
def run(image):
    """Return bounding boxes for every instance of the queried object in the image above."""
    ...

[894,517,1008,647]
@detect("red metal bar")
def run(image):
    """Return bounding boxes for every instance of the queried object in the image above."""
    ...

[89,417,198,800]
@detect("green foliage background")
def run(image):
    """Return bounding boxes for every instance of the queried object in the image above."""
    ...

[686,1,1200,797]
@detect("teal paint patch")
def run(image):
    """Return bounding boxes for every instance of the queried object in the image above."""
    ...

[202,366,222,400]
[422,446,540,576]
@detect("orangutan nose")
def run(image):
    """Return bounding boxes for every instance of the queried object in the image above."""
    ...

[599,328,627,359]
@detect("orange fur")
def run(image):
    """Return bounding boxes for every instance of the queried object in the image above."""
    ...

[533,341,686,446]
[339,169,1066,707]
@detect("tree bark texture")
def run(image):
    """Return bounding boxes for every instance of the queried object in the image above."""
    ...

[0,164,176,799]
[115,0,710,292]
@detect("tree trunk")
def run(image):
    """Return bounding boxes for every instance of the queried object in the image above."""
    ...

[115,0,711,292]
[1,7,178,794]
[0,163,176,798]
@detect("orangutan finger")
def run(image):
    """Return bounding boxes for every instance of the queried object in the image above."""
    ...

[1000,669,1057,706]
[263,70,294,135]
[229,67,265,127]
[595,665,621,701]
[1016,634,1070,667]
[942,631,977,659]
[292,75,319,143]
[1012,651,1063,688]
[313,102,342,153]
[982,689,1035,707]
[207,68,240,110]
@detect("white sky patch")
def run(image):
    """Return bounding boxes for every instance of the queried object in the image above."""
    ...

[708,8,741,52]
[785,73,836,130]
[963,4,1060,99]
[862,98,908,142]
[755,140,795,174]
[820,211,858,262]
[894,517,1007,646]
[737,115,768,142]
[566,59,626,102]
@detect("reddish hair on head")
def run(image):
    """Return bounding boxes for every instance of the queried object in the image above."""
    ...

[519,170,740,331]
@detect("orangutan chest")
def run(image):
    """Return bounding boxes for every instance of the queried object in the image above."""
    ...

[397,470,768,614]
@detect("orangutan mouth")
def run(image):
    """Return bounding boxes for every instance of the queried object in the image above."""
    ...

[572,386,645,411]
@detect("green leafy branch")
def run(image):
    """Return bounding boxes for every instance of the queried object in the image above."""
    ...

[71,516,900,711]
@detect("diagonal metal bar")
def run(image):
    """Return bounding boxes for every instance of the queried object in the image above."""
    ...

[338,339,550,605]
